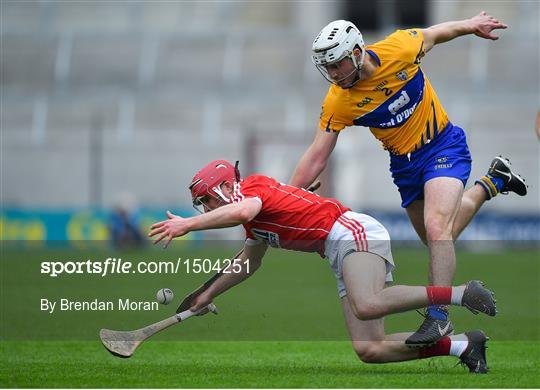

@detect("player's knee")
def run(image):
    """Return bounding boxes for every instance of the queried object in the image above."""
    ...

[424,215,453,241]
[352,341,383,364]
[351,299,385,321]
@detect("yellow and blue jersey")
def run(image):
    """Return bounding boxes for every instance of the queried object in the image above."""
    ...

[319,28,450,156]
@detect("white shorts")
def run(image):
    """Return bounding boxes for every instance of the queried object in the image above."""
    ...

[324,211,395,298]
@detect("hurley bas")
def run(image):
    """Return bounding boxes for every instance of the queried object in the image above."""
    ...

[41,298,159,314]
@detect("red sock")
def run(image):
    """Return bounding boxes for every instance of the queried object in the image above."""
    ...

[426,286,452,305]
[419,336,451,358]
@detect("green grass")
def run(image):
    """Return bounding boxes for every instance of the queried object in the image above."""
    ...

[1,340,539,388]
[1,246,539,387]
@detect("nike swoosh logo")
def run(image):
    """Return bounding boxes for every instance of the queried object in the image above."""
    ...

[494,169,512,180]
[438,322,451,336]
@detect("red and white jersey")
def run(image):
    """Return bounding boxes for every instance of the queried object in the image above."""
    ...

[230,175,349,256]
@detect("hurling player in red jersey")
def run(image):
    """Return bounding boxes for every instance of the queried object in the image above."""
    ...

[149,160,496,373]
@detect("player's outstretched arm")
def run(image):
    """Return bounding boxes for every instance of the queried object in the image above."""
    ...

[290,128,339,189]
[189,242,268,311]
[148,198,262,247]
[422,11,507,52]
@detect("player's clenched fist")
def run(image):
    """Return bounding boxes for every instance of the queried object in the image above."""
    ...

[148,210,189,248]
[189,293,214,315]
[469,11,508,40]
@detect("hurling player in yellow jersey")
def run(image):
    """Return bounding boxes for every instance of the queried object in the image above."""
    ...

[290,12,527,347]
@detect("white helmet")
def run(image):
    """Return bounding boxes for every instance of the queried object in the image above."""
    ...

[312,20,366,87]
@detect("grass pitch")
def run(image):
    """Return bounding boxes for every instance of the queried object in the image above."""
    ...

[1,246,539,387]
[2,340,539,388]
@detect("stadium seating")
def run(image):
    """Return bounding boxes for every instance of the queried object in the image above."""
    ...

[2,2,538,215]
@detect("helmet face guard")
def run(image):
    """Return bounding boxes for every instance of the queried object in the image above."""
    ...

[313,48,365,88]
[189,160,240,214]
[190,182,230,214]
[311,20,366,88]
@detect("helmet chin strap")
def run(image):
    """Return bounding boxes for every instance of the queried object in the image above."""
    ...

[349,47,366,86]
[354,46,366,71]
[212,183,232,204]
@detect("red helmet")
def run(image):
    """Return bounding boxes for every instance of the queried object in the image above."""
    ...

[189,160,240,212]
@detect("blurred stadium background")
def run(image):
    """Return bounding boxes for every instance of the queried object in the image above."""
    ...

[1,0,539,243]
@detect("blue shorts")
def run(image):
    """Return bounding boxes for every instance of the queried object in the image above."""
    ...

[390,122,472,208]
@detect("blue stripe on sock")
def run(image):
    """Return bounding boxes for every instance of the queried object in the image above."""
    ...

[475,178,494,199]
